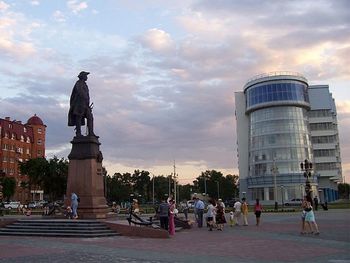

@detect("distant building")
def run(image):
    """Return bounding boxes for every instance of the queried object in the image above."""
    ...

[235,72,342,204]
[0,115,46,202]
[309,85,342,202]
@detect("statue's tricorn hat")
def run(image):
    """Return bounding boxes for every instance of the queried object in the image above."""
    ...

[78,71,90,78]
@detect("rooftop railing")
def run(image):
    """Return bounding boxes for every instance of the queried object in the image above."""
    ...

[246,71,308,86]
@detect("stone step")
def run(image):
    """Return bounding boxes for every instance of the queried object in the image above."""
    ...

[0,219,120,238]
[6,225,109,230]
[0,231,119,237]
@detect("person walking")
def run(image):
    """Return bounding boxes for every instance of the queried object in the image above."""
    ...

[233,199,242,226]
[206,199,216,231]
[300,196,308,235]
[158,199,169,231]
[195,197,205,228]
[168,199,176,236]
[305,200,320,235]
[241,198,249,226]
[216,201,226,231]
[229,211,235,227]
[254,199,263,226]
[71,192,79,219]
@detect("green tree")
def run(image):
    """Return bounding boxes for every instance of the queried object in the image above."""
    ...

[43,157,68,201]
[19,157,48,199]
[338,183,350,199]
[1,177,16,201]
[193,170,239,201]
[19,156,68,201]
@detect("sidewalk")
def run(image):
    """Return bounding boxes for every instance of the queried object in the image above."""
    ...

[0,209,349,262]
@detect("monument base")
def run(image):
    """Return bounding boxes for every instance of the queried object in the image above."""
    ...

[66,136,108,219]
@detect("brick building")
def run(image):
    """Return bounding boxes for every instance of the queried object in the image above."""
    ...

[0,115,46,203]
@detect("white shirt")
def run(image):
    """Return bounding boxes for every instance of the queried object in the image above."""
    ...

[206,204,216,217]
[234,201,242,212]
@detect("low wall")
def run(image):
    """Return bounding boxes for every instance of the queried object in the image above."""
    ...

[104,222,169,239]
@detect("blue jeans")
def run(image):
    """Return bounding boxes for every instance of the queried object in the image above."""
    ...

[197,209,204,227]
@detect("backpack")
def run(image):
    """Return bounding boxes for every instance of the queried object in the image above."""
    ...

[77,197,80,203]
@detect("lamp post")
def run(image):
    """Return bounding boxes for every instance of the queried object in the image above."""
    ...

[300,159,313,204]
[280,185,284,208]
[150,172,156,205]
[300,184,304,200]
[271,159,279,210]
[216,181,220,199]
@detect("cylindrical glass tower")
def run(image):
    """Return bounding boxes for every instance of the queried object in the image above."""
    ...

[243,72,315,202]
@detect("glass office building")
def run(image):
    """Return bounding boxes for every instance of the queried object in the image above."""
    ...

[235,72,317,204]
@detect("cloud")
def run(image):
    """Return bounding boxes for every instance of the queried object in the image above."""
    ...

[53,10,66,23]
[0,1,9,11]
[138,28,174,53]
[30,1,40,6]
[67,0,88,14]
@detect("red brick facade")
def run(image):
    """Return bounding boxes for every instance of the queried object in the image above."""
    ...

[0,115,46,203]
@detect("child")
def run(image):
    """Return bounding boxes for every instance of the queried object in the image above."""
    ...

[229,211,234,227]
[66,206,73,219]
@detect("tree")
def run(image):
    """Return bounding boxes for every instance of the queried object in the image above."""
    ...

[338,183,350,199]
[42,157,68,201]
[193,170,239,201]
[19,157,48,199]
[19,156,68,201]
[0,177,16,201]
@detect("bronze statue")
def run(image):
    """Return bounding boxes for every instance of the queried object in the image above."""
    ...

[68,71,95,137]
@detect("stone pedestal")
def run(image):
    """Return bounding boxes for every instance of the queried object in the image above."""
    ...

[66,136,108,219]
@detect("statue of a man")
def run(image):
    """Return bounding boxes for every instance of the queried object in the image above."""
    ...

[68,71,95,137]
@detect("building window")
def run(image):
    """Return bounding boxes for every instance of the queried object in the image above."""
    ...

[26,148,30,155]
[37,139,42,145]
[24,127,27,133]
[38,128,42,134]
[37,149,42,156]
[312,135,335,144]
[309,122,334,131]
[316,162,337,170]
[26,137,31,143]
[21,135,24,142]
[314,149,336,157]
[5,132,9,138]
[9,124,12,129]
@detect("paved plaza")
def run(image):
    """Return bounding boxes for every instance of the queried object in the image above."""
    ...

[0,209,349,263]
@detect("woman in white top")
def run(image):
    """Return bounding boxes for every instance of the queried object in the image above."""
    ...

[206,198,217,231]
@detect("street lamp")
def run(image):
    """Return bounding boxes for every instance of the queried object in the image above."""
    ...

[280,185,284,208]
[271,159,279,209]
[216,181,220,199]
[300,159,313,204]
[300,184,304,200]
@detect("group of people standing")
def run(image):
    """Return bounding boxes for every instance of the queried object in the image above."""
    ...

[158,197,177,236]
[206,198,226,231]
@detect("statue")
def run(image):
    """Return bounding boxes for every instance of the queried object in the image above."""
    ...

[68,71,95,137]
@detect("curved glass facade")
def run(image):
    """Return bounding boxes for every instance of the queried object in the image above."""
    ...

[249,107,312,177]
[246,82,309,108]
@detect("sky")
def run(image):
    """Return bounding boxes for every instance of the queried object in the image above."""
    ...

[0,0,349,184]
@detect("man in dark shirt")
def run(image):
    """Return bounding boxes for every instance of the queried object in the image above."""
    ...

[158,199,169,230]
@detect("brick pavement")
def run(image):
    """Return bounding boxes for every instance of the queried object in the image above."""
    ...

[0,209,349,263]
